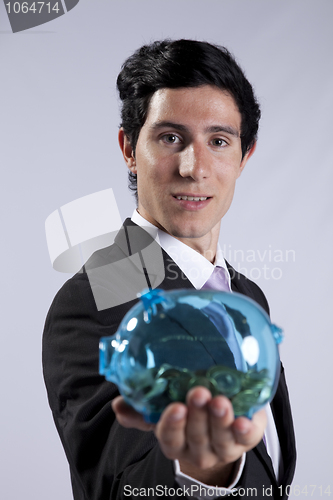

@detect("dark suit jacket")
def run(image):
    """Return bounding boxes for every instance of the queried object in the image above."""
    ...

[42,219,296,500]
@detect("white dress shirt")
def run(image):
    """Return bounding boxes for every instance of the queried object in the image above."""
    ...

[131,210,282,497]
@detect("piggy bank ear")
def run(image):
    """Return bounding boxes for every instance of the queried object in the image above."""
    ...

[271,324,283,345]
[5,0,80,33]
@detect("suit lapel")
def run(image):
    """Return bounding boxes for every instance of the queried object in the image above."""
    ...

[229,264,277,483]
[270,365,297,488]
[114,219,194,292]
[228,260,296,487]
[159,250,195,291]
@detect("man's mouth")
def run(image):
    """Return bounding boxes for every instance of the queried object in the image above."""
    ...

[174,195,210,201]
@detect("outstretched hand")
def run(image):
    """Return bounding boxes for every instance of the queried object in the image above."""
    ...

[112,386,267,486]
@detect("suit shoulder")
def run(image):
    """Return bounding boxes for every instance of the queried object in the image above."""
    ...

[46,239,123,317]
[45,270,95,321]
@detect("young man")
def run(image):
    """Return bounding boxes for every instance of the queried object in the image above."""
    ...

[43,40,296,499]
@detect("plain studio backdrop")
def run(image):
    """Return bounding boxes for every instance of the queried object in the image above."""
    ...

[0,1,332,498]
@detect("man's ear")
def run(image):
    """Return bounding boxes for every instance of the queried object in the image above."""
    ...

[118,128,137,174]
[238,141,257,178]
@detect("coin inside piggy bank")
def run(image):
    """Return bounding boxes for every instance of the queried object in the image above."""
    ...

[99,289,283,423]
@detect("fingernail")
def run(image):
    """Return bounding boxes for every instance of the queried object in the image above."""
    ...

[211,406,226,417]
[192,395,207,408]
[236,426,249,435]
[169,407,186,422]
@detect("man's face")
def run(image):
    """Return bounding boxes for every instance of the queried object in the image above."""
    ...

[121,85,254,243]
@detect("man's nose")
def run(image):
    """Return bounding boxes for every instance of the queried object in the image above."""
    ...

[178,143,211,180]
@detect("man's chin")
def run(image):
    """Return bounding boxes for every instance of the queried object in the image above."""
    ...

[167,226,212,240]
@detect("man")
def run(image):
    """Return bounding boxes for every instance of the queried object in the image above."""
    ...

[43,40,296,499]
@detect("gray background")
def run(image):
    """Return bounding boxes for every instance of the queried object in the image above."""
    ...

[1,0,332,498]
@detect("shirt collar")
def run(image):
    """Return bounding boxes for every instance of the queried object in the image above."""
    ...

[131,210,230,290]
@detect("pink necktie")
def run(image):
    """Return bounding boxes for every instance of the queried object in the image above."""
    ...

[201,266,231,292]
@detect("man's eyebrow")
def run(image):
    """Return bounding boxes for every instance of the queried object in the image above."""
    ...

[205,125,239,137]
[150,121,189,133]
[150,121,239,137]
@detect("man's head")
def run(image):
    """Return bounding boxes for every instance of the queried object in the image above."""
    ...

[117,39,261,199]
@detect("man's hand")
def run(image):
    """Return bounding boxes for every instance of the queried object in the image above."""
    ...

[112,386,267,487]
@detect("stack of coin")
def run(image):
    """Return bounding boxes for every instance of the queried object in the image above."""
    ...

[126,363,272,419]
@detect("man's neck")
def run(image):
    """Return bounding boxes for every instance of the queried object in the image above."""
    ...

[135,208,220,264]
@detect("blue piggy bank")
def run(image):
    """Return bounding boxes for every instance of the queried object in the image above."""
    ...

[99,289,283,423]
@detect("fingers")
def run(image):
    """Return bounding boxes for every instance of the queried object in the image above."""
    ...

[231,407,267,448]
[156,387,226,468]
[208,395,236,460]
[154,402,188,460]
[186,387,212,448]
[184,387,216,467]
[112,389,267,470]
[111,396,155,431]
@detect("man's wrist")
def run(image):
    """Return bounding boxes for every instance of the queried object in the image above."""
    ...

[175,454,245,488]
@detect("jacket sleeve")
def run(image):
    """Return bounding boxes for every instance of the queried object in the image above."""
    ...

[42,272,178,500]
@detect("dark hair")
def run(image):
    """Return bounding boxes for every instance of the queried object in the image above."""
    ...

[117,39,261,199]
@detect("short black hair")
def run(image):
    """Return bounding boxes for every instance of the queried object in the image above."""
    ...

[117,39,261,200]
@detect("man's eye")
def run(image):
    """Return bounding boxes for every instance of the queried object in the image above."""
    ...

[162,134,180,144]
[212,138,227,147]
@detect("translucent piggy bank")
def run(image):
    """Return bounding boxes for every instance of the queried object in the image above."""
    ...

[99,289,283,423]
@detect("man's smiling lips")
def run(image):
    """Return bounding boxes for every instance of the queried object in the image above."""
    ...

[172,194,212,210]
